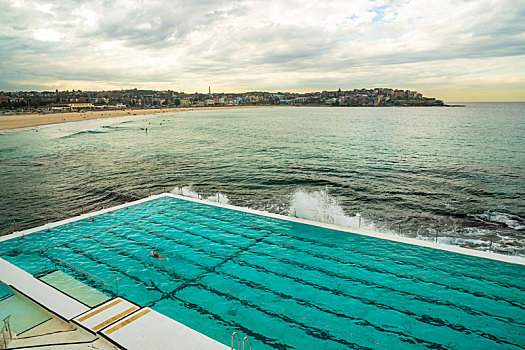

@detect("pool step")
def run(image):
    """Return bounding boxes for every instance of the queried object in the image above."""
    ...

[73,297,139,333]
[39,270,110,307]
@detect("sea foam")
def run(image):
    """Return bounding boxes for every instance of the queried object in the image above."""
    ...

[287,188,376,231]
[171,186,230,204]
[169,186,523,256]
[470,211,525,231]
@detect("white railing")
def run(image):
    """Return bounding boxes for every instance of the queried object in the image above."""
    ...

[53,258,121,296]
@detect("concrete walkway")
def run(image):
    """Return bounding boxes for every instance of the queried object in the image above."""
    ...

[101,307,229,350]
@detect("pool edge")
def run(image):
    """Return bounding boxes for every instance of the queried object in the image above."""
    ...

[1,192,524,266]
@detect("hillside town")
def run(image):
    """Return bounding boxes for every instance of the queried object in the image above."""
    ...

[0,87,445,114]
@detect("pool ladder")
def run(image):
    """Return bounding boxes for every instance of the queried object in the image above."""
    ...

[231,332,252,350]
[1,315,13,350]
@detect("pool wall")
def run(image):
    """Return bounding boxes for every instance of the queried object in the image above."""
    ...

[1,193,524,266]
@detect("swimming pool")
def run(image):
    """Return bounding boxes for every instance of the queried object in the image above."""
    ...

[0,195,524,349]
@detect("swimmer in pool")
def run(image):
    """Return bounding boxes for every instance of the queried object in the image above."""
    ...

[150,251,164,260]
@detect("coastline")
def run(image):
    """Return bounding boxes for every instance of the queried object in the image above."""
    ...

[0,106,277,131]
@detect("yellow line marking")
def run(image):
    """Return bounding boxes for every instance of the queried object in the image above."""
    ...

[77,298,123,322]
[92,306,139,332]
[104,309,151,335]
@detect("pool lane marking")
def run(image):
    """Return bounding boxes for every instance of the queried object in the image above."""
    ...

[227,259,524,348]
[70,232,524,350]
[73,216,524,330]
[104,308,151,335]
[115,215,525,320]
[77,298,123,322]
[164,204,525,292]
[159,209,525,310]
[170,294,373,350]
[144,216,525,309]
[37,206,174,254]
[124,222,226,261]
[92,306,139,332]
[107,229,207,269]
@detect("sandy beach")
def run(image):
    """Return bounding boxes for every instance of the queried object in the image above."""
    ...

[0,106,273,131]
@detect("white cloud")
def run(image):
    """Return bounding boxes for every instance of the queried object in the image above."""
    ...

[0,0,524,100]
[33,28,62,42]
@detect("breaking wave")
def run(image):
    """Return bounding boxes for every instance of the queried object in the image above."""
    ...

[287,188,375,231]
[469,211,525,231]
[80,126,117,134]
[168,186,524,256]
[59,126,118,137]
[58,125,121,139]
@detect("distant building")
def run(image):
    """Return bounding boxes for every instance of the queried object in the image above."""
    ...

[143,95,154,105]
[294,97,307,104]
[393,90,405,99]
[69,102,94,110]
[49,102,94,111]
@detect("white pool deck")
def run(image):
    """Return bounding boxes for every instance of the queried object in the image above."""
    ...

[101,307,229,350]
[0,192,524,349]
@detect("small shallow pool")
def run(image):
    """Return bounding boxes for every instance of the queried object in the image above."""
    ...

[0,195,523,349]
[0,283,51,335]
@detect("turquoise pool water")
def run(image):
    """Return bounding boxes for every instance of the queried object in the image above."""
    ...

[0,196,523,349]
[39,270,110,307]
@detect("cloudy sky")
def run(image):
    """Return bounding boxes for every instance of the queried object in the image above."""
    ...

[1,0,524,101]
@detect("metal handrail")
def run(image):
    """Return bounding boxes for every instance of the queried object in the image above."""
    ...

[231,332,241,350]
[242,336,252,350]
[52,258,121,296]
[1,315,12,349]
[231,332,252,350]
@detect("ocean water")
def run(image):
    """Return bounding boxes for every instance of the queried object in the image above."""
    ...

[0,104,523,255]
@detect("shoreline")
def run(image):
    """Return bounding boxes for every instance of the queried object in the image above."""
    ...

[0,106,278,131]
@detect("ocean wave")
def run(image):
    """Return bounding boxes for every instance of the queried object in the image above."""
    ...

[168,186,524,256]
[0,161,45,167]
[79,126,117,134]
[469,211,525,230]
[287,192,523,255]
[287,188,372,229]
[59,125,119,139]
